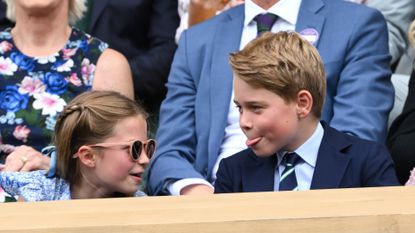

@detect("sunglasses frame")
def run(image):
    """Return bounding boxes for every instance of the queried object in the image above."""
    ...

[88,139,156,161]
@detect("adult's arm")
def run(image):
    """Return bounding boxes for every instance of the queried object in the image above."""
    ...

[146,30,207,195]
[366,0,415,64]
[329,8,393,142]
[94,48,134,99]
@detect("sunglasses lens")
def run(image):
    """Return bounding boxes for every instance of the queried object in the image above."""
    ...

[131,141,143,160]
[146,140,156,159]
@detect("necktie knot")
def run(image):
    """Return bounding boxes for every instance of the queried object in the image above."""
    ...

[254,13,278,36]
[282,152,303,167]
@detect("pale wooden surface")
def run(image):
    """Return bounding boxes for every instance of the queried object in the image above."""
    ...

[0,186,414,233]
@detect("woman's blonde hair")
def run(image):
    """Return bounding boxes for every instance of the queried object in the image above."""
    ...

[53,90,148,186]
[409,20,415,48]
[4,0,87,24]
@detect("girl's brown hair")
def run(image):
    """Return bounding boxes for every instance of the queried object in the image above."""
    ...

[53,90,147,185]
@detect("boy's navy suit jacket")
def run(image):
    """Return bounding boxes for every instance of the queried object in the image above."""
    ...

[214,122,400,193]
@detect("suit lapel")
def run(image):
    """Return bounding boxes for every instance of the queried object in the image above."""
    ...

[207,6,244,174]
[295,0,325,47]
[311,123,352,189]
[90,0,110,32]
[242,150,276,192]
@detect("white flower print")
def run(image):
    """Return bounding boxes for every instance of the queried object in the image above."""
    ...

[36,53,58,64]
[0,56,17,75]
[33,92,67,116]
[56,59,74,72]
[0,187,5,202]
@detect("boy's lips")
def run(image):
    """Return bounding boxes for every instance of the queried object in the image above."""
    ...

[246,137,261,147]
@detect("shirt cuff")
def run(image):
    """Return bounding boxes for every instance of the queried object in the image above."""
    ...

[167,178,214,196]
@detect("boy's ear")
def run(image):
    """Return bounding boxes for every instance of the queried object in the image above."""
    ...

[296,90,313,118]
[76,146,97,168]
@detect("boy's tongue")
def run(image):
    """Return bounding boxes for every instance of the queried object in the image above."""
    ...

[246,137,261,147]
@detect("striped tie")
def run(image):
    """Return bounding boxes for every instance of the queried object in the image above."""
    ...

[279,152,303,191]
[254,13,278,36]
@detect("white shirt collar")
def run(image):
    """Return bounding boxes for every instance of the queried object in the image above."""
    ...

[244,0,302,27]
[278,122,324,168]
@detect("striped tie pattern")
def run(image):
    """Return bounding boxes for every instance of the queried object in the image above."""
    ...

[279,152,303,191]
[254,13,278,36]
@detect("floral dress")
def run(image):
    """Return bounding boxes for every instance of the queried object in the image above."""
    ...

[0,170,146,201]
[0,28,108,161]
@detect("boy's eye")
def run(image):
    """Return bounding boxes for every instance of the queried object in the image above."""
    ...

[235,104,242,113]
[251,105,263,113]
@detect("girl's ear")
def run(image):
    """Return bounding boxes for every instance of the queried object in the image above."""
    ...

[76,146,97,168]
[296,90,313,118]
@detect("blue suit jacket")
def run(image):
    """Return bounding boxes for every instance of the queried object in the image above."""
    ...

[147,0,393,195]
[214,123,400,193]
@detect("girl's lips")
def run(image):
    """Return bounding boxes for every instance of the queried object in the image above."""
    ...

[246,137,261,147]
[129,172,143,183]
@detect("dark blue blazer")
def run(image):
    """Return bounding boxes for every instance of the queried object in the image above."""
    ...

[214,123,400,193]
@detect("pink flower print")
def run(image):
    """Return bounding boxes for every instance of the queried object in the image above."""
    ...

[33,92,67,116]
[0,41,12,54]
[0,56,17,75]
[81,58,96,86]
[18,76,46,96]
[13,125,31,143]
[62,48,77,59]
[66,73,82,87]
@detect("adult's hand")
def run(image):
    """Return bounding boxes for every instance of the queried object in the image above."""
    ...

[2,145,50,172]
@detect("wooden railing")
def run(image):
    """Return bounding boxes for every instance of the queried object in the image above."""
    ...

[0,186,414,233]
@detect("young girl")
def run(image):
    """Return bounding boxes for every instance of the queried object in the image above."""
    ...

[0,90,155,201]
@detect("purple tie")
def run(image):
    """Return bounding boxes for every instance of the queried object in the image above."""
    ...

[254,13,278,36]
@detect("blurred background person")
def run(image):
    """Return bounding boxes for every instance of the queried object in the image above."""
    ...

[176,0,244,43]
[387,20,415,184]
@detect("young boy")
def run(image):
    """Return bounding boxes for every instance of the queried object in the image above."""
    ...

[214,32,399,193]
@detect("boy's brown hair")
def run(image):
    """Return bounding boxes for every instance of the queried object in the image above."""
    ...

[229,31,326,118]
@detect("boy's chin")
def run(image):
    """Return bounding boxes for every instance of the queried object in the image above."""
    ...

[252,149,276,157]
